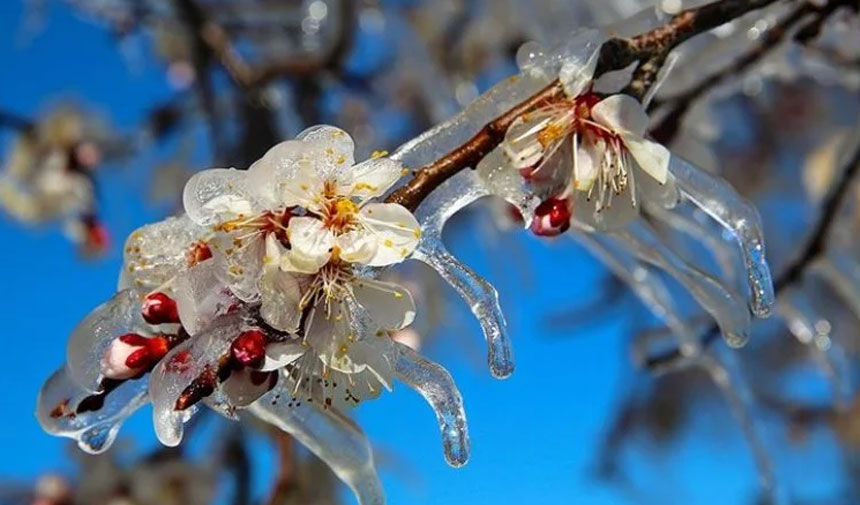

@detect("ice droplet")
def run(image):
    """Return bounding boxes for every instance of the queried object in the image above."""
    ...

[248,375,385,505]
[610,219,751,347]
[669,155,774,318]
[412,170,514,378]
[36,367,148,454]
[393,342,470,467]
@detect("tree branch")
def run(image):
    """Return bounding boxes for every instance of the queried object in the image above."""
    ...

[384,0,787,212]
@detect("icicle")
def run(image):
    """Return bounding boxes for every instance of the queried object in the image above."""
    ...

[669,155,774,318]
[701,346,789,505]
[393,342,470,467]
[66,289,145,393]
[574,233,700,362]
[610,218,751,348]
[247,378,385,505]
[148,315,241,446]
[779,286,853,407]
[36,367,148,454]
[411,170,514,378]
[645,203,739,286]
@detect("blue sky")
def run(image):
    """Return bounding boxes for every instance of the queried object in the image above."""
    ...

[0,2,821,504]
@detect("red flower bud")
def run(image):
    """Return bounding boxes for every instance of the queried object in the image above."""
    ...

[142,292,180,325]
[231,329,267,368]
[530,198,571,237]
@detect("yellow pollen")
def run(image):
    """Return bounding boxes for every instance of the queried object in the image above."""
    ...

[371,150,388,159]
[413,228,421,238]
[336,155,346,164]
[335,199,358,215]
[384,239,394,247]
[537,121,567,148]
[325,147,334,155]
[393,292,403,299]
[353,182,377,192]
[400,168,410,176]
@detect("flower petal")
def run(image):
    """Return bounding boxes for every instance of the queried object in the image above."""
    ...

[260,340,307,371]
[622,134,670,185]
[336,229,378,264]
[591,94,650,137]
[338,157,403,199]
[174,260,237,336]
[122,215,206,292]
[353,278,416,330]
[501,115,553,169]
[183,169,260,226]
[260,265,304,333]
[284,217,334,273]
[358,203,421,266]
[219,368,277,407]
[572,136,600,192]
[247,140,316,207]
[210,232,265,303]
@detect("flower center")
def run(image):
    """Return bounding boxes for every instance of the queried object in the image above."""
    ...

[324,198,358,233]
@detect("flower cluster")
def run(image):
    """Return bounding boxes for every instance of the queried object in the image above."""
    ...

[39,126,468,505]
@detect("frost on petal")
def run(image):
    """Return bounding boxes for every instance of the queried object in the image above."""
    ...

[174,260,236,336]
[248,381,385,505]
[609,219,751,348]
[358,203,421,266]
[67,289,145,393]
[285,217,334,272]
[297,125,355,178]
[353,278,416,330]
[122,215,205,292]
[591,94,650,136]
[669,155,775,318]
[37,367,148,454]
[623,134,669,185]
[412,171,513,378]
[260,340,306,371]
[149,316,241,446]
[393,342,469,467]
[340,157,403,199]
[335,230,378,264]
[183,169,260,226]
[210,233,264,303]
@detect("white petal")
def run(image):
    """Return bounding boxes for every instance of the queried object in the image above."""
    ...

[338,157,403,198]
[285,217,334,272]
[336,229,378,264]
[353,278,416,330]
[122,215,206,292]
[219,368,276,407]
[260,266,303,333]
[559,37,600,97]
[591,94,650,137]
[573,137,600,192]
[210,232,265,303]
[622,134,670,185]
[502,116,552,169]
[342,340,395,391]
[260,340,307,371]
[357,203,421,266]
[183,169,260,226]
[174,260,236,336]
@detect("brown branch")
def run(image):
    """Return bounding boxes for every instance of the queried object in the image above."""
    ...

[385,0,788,212]
[649,0,858,144]
[645,127,860,369]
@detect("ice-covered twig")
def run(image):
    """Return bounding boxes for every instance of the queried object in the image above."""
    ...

[384,0,788,213]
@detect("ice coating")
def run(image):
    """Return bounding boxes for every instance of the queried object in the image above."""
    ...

[248,376,385,505]
[66,289,144,393]
[37,367,148,454]
[183,168,262,226]
[702,347,789,505]
[609,219,751,348]
[412,170,514,378]
[645,203,739,286]
[210,231,265,303]
[148,315,241,446]
[121,214,206,292]
[778,287,853,407]
[173,259,237,336]
[393,342,470,467]
[388,31,603,171]
[574,234,700,361]
[669,155,775,318]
